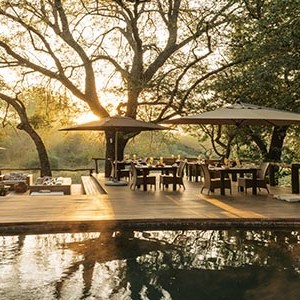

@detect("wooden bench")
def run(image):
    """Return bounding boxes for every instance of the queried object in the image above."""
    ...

[81,176,105,195]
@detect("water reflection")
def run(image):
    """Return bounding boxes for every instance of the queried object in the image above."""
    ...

[0,229,299,299]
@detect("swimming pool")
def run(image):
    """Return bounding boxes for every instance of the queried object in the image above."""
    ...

[1,228,299,299]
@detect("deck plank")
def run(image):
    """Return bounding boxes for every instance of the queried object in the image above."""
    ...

[81,176,105,195]
[0,173,299,234]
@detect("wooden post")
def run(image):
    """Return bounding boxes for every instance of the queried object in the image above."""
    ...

[291,163,300,194]
[231,173,237,182]
[92,158,100,174]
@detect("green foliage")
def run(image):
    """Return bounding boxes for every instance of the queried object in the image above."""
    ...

[23,157,39,169]
[49,155,59,169]
[50,132,105,168]
[20,86,83,130]
[204,0,300,161]
[280,132,300,163]
[124,131,199,159]
[29,114,51,129]
[219,0,300,109]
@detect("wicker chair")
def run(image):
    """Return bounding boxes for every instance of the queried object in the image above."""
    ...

[200,164,232,195]
[238,162,270,194]
[159,160,186,190]
[108,158,130,181]
[129,163,156,190]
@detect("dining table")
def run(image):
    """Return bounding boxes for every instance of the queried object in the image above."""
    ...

[135,164,178,191]
[211,166,260,196]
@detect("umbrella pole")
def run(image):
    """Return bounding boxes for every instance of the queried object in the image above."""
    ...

[113,130,118,182]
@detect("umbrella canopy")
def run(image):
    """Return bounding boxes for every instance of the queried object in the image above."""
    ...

[163,102,300,127]
[60,115,167,132]
[60,115,168,185]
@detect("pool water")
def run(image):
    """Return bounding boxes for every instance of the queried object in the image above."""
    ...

[0,229,299,299]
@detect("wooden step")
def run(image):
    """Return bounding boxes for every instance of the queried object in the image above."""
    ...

[81,176,105,195]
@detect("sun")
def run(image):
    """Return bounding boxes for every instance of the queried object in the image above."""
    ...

[74,112,99,124]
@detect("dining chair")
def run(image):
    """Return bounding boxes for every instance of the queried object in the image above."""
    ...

[159,160,186,190]
[237,162,270,194]
[108,158,130,181]
[129,162,156,190]
[200,164,232,195]
[187,162,203,182]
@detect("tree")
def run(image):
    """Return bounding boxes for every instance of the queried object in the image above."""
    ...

[0,0,241,175]
[0,89,52,176]
[0,82,82,175]
[208,0,300,162]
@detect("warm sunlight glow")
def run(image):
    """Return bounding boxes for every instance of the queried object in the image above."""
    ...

[74,112,99,124]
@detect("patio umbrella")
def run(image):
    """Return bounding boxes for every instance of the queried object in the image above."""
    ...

[60,115,169,186]
[162,102,300,127]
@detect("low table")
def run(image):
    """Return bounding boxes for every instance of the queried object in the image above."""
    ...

[30,177,72,195]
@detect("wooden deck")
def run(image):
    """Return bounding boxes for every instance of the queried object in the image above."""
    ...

[0,173,299,235]
[81,176,105,195]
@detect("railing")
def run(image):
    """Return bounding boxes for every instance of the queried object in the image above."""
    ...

[0,167,95,176]
[91,157,106,174]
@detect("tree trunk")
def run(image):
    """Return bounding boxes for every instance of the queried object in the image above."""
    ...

[0,93,52,177]
[104,131,130,177]
[103,82,142,177]
[265,126,288,186]
[265,126,288,161]
[17,122,52,177]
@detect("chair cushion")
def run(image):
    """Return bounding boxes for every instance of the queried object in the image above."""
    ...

[273,194,300,202]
